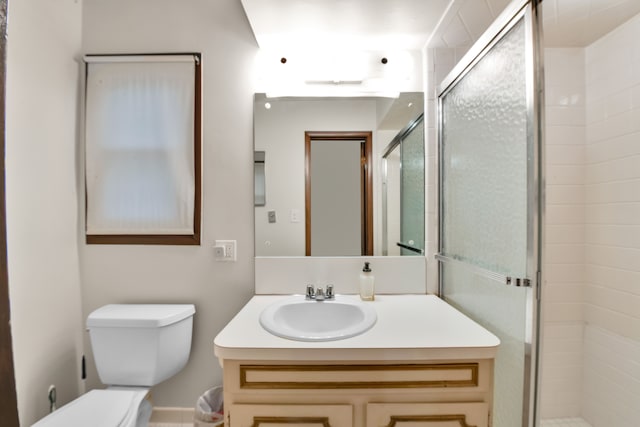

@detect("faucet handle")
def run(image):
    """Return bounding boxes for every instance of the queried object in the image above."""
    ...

[326,284,334,299]
[306,285,315,300]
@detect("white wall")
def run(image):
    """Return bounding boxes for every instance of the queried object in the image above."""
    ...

[81,0,257,407]
[5,0,85,425]
[582,14,640,426]
[541,47,586,419]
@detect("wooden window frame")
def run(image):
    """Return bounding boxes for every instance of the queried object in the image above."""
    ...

[85,53,202,245]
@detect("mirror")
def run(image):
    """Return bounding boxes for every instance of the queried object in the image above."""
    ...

[254,93,424,257]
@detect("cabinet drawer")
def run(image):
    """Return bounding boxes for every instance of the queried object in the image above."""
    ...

[366,402,489,427]
[239,363,479,390]
[228,404,353,427]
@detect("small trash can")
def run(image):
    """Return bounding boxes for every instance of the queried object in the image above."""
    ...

[194,386,224,426]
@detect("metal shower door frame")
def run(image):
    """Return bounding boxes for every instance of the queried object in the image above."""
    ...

[435,1,544,426]
[381,113,425,256]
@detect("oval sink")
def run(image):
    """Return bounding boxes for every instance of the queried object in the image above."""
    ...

[259,295,377,342]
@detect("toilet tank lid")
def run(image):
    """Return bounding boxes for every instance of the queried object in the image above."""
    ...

[87,304,195,328]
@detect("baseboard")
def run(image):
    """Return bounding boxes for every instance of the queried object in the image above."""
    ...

[150,407,195,424]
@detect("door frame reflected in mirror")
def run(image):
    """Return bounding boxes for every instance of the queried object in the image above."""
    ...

[305,131,373,256]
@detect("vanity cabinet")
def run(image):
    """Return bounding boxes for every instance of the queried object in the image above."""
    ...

[214,296,500,427]
[222,359,493,427]
[366,402,488,427]
[228,404,353,427]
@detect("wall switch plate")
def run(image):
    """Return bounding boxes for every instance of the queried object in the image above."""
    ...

[214,240,237,261]
[290,209,301,223]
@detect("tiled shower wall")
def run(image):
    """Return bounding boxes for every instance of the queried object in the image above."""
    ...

[542,47,586,419]
[429,13,640,424]
[581,13,640,426]
[542,12,640,424]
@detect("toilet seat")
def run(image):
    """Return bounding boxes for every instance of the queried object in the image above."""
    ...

[32,388,151,427]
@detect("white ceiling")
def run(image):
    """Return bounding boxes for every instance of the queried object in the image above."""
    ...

[543,0,640,47]
[241,0,640,51]
[240,0,450,50]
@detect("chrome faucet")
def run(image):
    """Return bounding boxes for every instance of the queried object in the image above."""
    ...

[305,284,335,301]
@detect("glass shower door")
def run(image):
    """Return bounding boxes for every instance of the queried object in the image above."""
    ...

[382,115,424,256]
[437,1,542,427]
[399,116,425,256]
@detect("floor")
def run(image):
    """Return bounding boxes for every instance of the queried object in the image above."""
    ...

[149,419,594,427]
[540,418,593,427]
[148,424,194,427]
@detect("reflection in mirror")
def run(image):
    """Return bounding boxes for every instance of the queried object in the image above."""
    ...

[254,93,425,257]
[382,114,425,256]
[254,151,266,206]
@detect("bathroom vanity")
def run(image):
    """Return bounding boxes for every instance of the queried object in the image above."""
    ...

[214,295,499,427]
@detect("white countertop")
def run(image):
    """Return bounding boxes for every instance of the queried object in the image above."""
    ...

[214,294,500,361]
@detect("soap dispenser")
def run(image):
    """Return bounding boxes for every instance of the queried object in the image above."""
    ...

[359,262,375,301]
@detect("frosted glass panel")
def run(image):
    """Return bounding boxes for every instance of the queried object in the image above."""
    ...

[441,18,528,278]
[384,147,401,256]
[443,263,526,427]
[400,118,425,255]
[439,14,536,427]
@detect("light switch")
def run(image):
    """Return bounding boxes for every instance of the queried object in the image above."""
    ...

[214,240,236,262]
[290,209,301,223]
[268,210,276,223]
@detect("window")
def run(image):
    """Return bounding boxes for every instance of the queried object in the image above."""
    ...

[84,54,201,244]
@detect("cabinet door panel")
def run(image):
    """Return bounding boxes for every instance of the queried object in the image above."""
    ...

[229,404,353,427]
[366,402,488,427]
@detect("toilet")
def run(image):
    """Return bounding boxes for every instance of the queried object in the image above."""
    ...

[34,303,196,427]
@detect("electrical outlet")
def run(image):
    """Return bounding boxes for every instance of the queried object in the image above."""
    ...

[214,240,236,262]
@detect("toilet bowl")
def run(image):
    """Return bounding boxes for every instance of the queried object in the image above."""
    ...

[33,388,152,427]
[33,304,195,427]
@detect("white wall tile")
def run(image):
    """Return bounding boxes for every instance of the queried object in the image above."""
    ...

[546,125,586,146]
[584,180,640,204]
[546,185,585,205]
[586,264,640,296]
[584,244,640,272]
[542,46,586,420]
[582,325,640,426]
[546,86,586,107]
[584,284,640,319]
[546,106,585,126]
[546,225,585,244]
[546,204,585,225]
[585,224,640,248]
[546,145,586,165]
[584,202,640,225]
[585,155,640,184]
[546,244,585,264]
[585,133,640,162]
[457,0,493,40]
[547,165,584,185]
[544,284,584,304]
[545,263,585,283]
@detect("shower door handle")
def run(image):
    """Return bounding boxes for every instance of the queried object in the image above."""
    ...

[396,241,424,254]
[435,253,532,287]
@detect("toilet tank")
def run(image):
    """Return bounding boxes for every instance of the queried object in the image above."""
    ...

[87,304,195,387]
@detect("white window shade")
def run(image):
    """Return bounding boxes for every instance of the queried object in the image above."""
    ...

[85,56,197,236]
